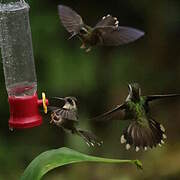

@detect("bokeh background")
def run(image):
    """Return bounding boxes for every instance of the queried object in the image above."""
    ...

[1,0,180,179]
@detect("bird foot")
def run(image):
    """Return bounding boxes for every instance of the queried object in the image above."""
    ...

[50,118,54,124]
[80,43,86,49]
[50,112,56,124]
[86,47,91,52]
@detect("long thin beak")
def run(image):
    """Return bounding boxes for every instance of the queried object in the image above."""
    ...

[68,32,77,40]
[51,97,65,101]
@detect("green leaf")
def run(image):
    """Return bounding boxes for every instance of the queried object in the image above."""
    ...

[21,147,142,180]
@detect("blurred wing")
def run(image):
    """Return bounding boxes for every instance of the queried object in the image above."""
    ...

[78,130,103,147]
[146,94,180,102]
[58,5,84,34]
[47,106,60,112]
[95,14,118,27]
[94,26,144,46]
[92,104,126,121]
[48,97,66,109]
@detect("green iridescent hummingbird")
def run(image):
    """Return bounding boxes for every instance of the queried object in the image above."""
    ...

[93,83,180,151]
[48,96,103,147]
[58,5,144,52]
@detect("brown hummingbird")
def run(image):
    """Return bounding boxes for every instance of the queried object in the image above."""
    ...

[92,83,180,151]
[58,5,144,52]
[48,96,103,147]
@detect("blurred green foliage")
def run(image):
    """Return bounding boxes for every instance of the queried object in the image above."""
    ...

[0,0,180,179]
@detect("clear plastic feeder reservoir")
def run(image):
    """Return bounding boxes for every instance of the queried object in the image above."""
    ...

[0,0,47,129]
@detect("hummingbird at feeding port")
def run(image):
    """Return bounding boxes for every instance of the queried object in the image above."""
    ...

[92,83,180,151]
[58,5,145,52]
[48,96,103,147]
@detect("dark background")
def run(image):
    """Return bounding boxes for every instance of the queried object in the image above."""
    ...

[0,0,180,179]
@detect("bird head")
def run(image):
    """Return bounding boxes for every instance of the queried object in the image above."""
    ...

[128,83,141,101]
[64,96,77,109]
[68,27,89,40]
[78,26,90,38]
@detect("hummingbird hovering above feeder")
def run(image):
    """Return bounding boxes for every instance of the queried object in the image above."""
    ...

[92,83,180,151]
[58,5,145,52]
[48,96,103,147]
[0,0,48,129]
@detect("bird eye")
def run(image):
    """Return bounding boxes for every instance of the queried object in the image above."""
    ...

[67,98,73,104]
[80,28,87,34]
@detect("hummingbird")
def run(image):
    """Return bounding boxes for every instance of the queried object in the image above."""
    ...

[92,83,180,151]
[48,96,103,147]
[58,5,144,52]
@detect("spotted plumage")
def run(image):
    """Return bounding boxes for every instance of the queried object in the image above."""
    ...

[58,5,144,52]
[49,96,103,147]
[93,83,180,151]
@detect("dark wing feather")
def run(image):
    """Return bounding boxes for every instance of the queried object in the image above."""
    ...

[92,104,126,121]
[58,5,84,34]
[93,26,144,46]
[95,15,117,27]
[146,94,180,102]
[55,108,78,122]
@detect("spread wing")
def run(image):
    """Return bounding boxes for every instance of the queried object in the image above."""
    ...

[146,94,180,102]
[92,104,126,121]
[93,26,144,46]
[54,108,78,122]
[58,5,84,35]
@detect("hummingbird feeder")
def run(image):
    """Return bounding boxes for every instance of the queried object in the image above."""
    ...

[0,0,48,129]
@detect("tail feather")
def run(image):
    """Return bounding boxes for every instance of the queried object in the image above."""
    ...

[150,121,160,145]
[151,120,162,142]
[74,129,103,147]
[150,119,166,145]
[134,126,142,147]
[146,128,155,148]
[121,119,166,151]
[139,127,150,147]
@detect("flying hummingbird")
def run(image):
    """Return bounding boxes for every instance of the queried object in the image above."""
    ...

[92,83,180,151]
[58,5,144,52]
[48,96,103,147]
